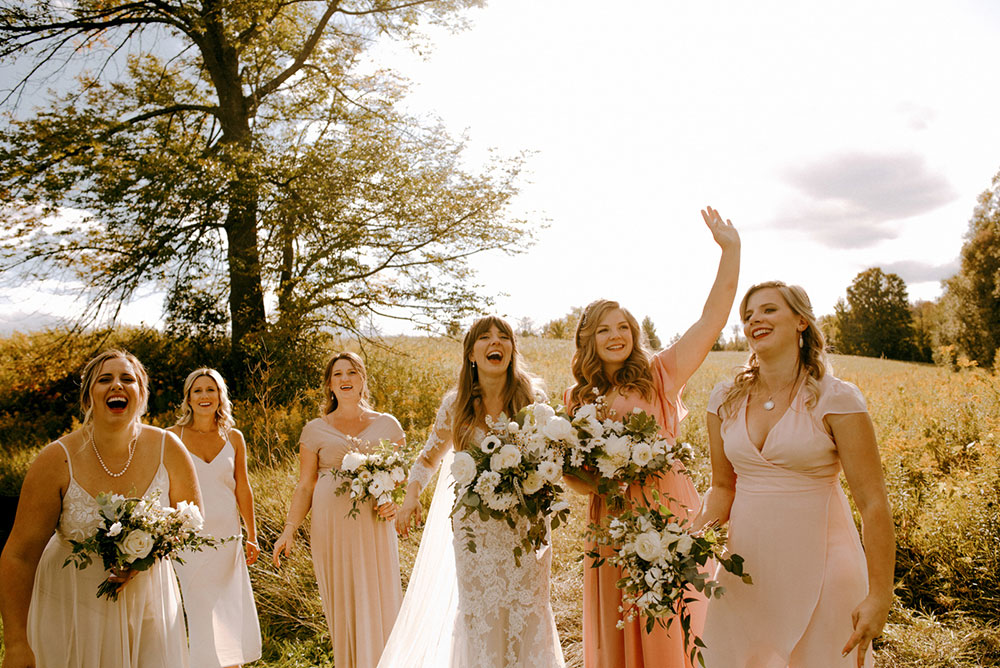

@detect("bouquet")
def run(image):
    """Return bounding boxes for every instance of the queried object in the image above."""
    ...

[564,395,695,509]
[588,495,751,665]
[333,439,409,519]
[450,402,574,566]
[63,492,229,601]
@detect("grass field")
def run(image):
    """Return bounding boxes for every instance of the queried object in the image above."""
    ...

[2,337,999,666]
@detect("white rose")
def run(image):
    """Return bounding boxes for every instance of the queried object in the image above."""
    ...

[106,521,123,537]
[631,443,653,467]
[390,466,406,483]
[507,421,520,433]
[651,439,668,456]
[538,460,562,482]
[120,529,154,561]
[474,471,502,497]
[522,471,544,495]
[596,456,620,478]
[675,533,694,555]
[490,443,521,471]
[532,403,556,425]
[341,451,366,472]
[174,500,204,532]
[604,434,630,459]
[574,403,598,423]
[480,434,503,453]
[451,451,477,487]
[371,471,393,496]
[542,416,575,443]
[634,530,665,562]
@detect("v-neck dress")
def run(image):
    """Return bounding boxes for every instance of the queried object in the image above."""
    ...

[173,429,261,668]
[27,433,189,667]
[580,346,707,668]
[299,413,405,668]
[701,374,873,668]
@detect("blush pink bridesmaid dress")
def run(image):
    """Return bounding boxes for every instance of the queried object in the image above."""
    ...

[701,374,873,668]
[581,346,708,668]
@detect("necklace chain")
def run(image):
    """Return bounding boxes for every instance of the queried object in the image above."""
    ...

[90,428,139,478]
[758,369,800,411]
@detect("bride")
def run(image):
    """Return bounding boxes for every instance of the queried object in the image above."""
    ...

[383,315,565,667]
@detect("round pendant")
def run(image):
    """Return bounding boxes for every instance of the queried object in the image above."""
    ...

[763,399,775,411]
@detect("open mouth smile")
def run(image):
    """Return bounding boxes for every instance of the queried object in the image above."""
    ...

[486,351,503,362]
[751,327,771,340]
[106,396,129,412]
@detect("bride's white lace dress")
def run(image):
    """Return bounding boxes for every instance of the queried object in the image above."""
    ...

[384,392,565,668]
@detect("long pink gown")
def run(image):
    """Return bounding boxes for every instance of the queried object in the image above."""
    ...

[580,346,708,668]
[701,374,873,668]
[299,413,405,668]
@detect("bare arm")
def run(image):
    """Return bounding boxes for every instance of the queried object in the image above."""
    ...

[692,412,737,530]
[669,207,741,386]
[0,443,67,668]
[827,411,895,667]
[271,445,320,567]
[230,429,259,565]
[163,429,203,511]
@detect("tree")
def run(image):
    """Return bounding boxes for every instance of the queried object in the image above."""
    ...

[0,0,528,372]
[834,267,918,360]
[940,172,1000,368]
[641,315,661,349]
[542,307,583,340]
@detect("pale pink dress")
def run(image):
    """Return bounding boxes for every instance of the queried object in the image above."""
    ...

[299,413,405,668]
[701,374,873,668]
[579,346,708,668]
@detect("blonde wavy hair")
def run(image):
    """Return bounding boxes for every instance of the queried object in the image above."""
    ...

[79,349,149,427]
[323,352,372,415]
[718,281,829,420]
[174,368,235,436]
[568,299,655,412]
[452,316,536,451]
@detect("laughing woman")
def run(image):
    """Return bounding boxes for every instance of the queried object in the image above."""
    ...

[564,208,740,668]
[272,352,405,668]
[169,368,262,668]
[0,349,200,668]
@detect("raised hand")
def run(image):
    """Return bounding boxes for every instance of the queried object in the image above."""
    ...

[701,206,740,252]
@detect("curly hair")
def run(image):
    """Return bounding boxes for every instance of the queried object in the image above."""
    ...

[174,368,236,436]
[322,352,372,415]
[568,299,655,412]
[452,316,537,451]
[79,349,149,427]
[718,281,829,419]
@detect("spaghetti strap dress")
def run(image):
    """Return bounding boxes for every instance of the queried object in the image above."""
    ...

[299,412,405,668]
[173,428,261,668]
[701,374,873,668]
[26,432,190,668]
[581,345,707,668]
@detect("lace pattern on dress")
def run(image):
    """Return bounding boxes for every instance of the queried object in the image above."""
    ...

[408,393,456,493]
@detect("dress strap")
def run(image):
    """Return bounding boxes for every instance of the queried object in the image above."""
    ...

[159,429,167,466]
[55,439,73,480]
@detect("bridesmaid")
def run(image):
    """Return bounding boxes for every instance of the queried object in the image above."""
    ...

[694,281,894,668]
[564,207,740,668]
[169,368,262,668]
[0,349,200,668]
[271,352,405,668]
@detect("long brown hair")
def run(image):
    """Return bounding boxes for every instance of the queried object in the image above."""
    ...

[452,316,536,451]
[322,352,372,415]
[79,349,150,427]
[568,299,655,411]
[719,281,828,419]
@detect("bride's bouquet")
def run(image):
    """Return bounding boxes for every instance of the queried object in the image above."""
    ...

[333,439,409,519]
[564,395,695,508]
[588,495,752,664]
[451,402,574,566]
[63,491,229,601]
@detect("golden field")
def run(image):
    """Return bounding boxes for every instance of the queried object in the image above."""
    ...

[1,336,999,666]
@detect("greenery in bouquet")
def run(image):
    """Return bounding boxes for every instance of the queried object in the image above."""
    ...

[333,438,409,519]
[588,493,752,666]
[450,401,574,566]
[63,491,230,601]
[564,395,695,510]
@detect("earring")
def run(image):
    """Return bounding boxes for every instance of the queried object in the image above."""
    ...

[471,360,477,369]
[798,333,804,348]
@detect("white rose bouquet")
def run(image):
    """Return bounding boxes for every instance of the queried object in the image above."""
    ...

[333,438,409,519]
[63,491,228,601]
[587,495,751,664]
[451,401,575,566]
[565,395,696,509]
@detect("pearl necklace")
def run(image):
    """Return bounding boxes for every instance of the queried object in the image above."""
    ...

[758,371,800,411]
[90,428,139,478]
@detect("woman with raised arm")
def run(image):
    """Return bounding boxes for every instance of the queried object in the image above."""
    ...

[0,349,201,668]
[694,282,894,668]
[169,368,261,668]
[564,207,740,668]
[391,316,565,668]
[271,352,405,668]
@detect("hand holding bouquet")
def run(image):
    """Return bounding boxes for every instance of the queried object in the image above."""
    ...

[63,492,229,601]
[333,439,409,519]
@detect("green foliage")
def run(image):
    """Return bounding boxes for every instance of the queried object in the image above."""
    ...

[834,267,920,361]
[641,316,662,350]
[542,306,583,340]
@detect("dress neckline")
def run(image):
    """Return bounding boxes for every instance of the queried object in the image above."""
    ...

[743,381,804,454]
[324,413,382,439]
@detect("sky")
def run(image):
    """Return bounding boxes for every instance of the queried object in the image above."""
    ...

[3,0,1000,339]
